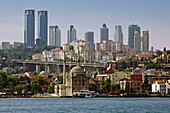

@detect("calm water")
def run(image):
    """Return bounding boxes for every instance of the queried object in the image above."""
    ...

[0,98,169,113]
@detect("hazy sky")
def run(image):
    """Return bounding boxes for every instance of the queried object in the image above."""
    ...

[0,0,170,50]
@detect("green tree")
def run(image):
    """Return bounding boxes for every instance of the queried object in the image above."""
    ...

[102,78,111,93]
[115,84,120,91]
[89,83,97,91]
[125,82,129,92]
[48,83,56,93]
[130,88,134,92]
[35,76,45,86]
[32,71,38,76]
[15,85,24,95]
[0,72,7,91]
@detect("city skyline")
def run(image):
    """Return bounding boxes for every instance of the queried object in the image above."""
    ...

[0,0,170,50]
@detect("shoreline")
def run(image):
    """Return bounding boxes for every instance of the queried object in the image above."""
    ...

[1,95,170,98]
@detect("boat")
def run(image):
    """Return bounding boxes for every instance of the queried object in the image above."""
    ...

[73,90,96,98]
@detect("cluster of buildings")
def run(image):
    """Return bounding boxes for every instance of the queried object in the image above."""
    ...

[23,9,150,53]
[32,39,154,64]
[96,67,170,95]
[0,42,23,50]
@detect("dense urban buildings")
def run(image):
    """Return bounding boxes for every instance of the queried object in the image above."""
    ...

[85,32,95,48]
[100,24,109,43]
[24,9,35,47]
[37,10,48,46]
[114,25,123,43]
[67,25,77,45]
[49,26,61,47]
[128,24,140,49]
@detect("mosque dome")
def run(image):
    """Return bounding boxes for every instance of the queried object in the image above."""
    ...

[70,66,84,74]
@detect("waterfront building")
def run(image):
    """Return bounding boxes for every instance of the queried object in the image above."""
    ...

[49,26,61,47]
[128,24,140,48]
[131,69,143,82]
[142,30,149,51]
[55,51,89,97]
[152,81,166,95]
[85,32,94,48]
[24,9,35,47]
[100,24,109,43]
[112,71,131,85]
[114,25,123,43]
[67,25,77,45]
[152,76,170,84]
[119,78,141,92]
[37,10,48,46]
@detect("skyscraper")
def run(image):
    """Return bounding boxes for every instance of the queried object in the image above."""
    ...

[24,9,35,47]
[134,30,141,52]
[142,30,149,51]
[114,25,123,43]
[49,26,61,47]
[128,24,140,48]
[85,32,94,48]
[100,24,109,43]
[37,10,48,45]
[67,25,77,45]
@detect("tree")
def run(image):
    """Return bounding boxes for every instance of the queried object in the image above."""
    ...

[125,82,129,92]
[7,76,18,94]
[130,88,134,92]
[115,62,118,70]
[69,45,74,50]
[15,85,24,95]
[0,72,7,91]
[115,84,120,91]
[102,78,111,93]
[48,83,56,93]
[32,71,38,76]
[31,82,42,94]
[89,83,97,91]
[35,76,45,86]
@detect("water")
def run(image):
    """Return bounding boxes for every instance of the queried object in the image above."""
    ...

[0,98,169,113]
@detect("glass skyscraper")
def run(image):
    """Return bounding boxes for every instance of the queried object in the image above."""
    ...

[37,10,48,46]
[142,30,149,51]
[128,24,140,48]
[85,32,94,48]
[49,25,61,47]
[100,24,109,43]
[67,25,77,45]
[24,9,35,47]
[114,25,123,43]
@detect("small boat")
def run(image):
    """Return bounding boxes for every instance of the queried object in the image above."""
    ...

[73,90,96,98]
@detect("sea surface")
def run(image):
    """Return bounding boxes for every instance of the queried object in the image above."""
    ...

[0,98,169,113]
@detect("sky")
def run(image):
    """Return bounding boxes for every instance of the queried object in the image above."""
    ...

[0,0,170,50]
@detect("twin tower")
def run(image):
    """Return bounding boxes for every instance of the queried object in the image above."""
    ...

[24,9,48,47]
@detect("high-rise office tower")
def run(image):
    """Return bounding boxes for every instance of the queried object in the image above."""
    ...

[134,30,141,52]
[37,10,48,45]
[114,25,123,43]
[128,24,140,48]
[142,30,149,51]
[100,24,109,43]
[67,25,77,45]
[24,9,35,47]
[85,32,94,48]
[49,26,61,47]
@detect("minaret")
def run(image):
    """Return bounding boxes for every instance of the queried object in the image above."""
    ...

[77,44,80,66]
[63,50,66,84]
